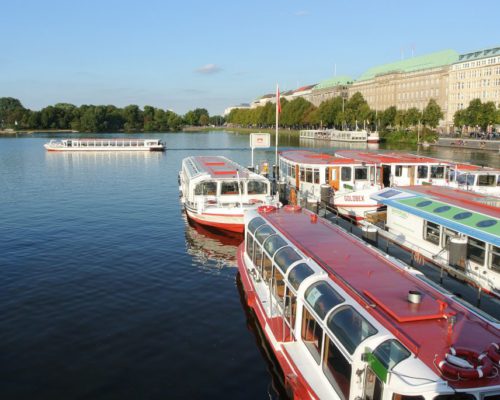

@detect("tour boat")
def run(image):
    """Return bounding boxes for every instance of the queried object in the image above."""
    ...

[300,129,379,143]
[238,205,500,400]
[179,156,278,233]
[279,150,381,221]
[44,138,165,151]
[368,185,500,297]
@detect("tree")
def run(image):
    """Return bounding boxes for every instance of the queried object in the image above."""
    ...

[199,114,209,126]
[405,107,422,127]
[345,92,371,128]
[422,99,443,128]
[380,106,397,129]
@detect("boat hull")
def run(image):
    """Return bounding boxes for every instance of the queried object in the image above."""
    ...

[185,206,244,233]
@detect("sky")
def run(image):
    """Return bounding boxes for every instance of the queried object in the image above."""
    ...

[0,0,498,116]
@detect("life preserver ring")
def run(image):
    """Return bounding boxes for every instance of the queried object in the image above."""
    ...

[437,346,493,379]
[258,205,277,213]
[487,343,500,365]
[284,204,302,212]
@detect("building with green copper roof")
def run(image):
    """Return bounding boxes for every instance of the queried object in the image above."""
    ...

[312,75,353,91]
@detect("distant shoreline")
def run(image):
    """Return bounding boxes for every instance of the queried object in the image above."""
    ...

[0,129,78,135]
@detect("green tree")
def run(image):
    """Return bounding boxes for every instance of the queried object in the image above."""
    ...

[405,107,422,127]
[422,99,443,128]
[380,106,397,129]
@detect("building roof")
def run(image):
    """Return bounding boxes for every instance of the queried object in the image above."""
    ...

[357,50,459,82]
[293,84,317,93]
[312,75,353,91]
[457,46,500,63]
[371,186,500,246]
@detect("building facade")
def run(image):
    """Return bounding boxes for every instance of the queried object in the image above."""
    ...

[447,47,500,125]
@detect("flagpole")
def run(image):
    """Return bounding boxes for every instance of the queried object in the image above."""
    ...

[275,83,279,175]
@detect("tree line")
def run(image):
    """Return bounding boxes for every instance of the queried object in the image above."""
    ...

[0,97,225,132]
[227,92,500,132]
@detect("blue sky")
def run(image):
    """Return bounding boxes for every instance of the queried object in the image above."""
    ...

[0,0,498,115]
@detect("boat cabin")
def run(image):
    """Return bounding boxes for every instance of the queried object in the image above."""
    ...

[448,168,500,196]
[371,186,500,296]
[239,206,500,399]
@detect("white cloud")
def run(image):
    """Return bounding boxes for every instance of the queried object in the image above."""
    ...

[195,64,222,74]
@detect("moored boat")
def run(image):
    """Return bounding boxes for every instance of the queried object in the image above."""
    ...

[368,185,500,297]
[179,155,278,233]
[44,138,165,151]
[300,128,377,143]
[238,205,500,399]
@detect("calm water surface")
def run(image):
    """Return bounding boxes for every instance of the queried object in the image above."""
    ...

[0,131,498,399]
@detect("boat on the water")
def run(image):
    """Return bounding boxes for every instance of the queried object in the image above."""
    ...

[179,155,278,233]
[300,129,380,143]
[238,205,500,399]
[368,185,500,297]
[44,138,165,151]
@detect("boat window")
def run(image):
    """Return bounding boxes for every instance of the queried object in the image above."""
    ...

[457,173,475,186]
[301,307,323,364]
[490,245,500,273]
[363,367,383,400]
[341,167,351,182]
[254,243,263,272]
[246,234,255,260]
[327,306,377,354]
[306,168,313,183]
[395,165,403,177]
[291,164,296,178]
[354,167,368,180]
[285,289,298,333]
[300,167,305,182]
[477,174,495,186]
[433,394,475,400]
[247,180,267,195]
[417,165,428,179]
[272,265,285,304]
[314,169,320,184]
[274,247,302,273]
[288,263,314,290]
[322,334,352,399]
[195,181,217,196]
[373,339,410,370]
[263,235,287,257]
[498,175,500,186]
[442,227,458,248]
[430,166,445,179]
[423,220,440,245]
[221,181,241,195]
[467,237,485,265]
[248,217,265,234]
[262,253,273,282]
[305,281,344,320]
[255,225,275,244]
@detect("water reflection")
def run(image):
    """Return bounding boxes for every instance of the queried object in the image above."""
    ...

[183,216,241,271]
[45,150,164,166]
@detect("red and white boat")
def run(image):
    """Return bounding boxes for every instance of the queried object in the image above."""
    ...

[179,156,277,233]
[238,205,500,399]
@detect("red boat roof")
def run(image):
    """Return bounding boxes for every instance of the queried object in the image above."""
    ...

[191,156,255,180]
[280,150,372,166]
[259,207,500,389]
[398,186,500,218]
[335,150,451,165]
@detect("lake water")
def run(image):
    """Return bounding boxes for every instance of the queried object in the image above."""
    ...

[0,131,498,400]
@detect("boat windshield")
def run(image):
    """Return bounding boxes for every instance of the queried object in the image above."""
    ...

[457,173,475,186]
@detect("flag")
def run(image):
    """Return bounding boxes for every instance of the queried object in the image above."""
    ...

[276,84,281,114]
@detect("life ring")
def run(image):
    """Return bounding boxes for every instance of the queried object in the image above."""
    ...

[487,343,500,365]
[258,205,277,213]
[284,204,302,212]
[437,346,493,379]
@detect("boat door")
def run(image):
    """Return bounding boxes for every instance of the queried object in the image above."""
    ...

[363,366,383,400]
[329,167,340,191]
[409,166,415,185]
[382,165,391,187]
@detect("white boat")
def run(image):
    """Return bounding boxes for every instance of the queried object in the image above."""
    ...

[448,168,500,196]
[44,138,165,151]
[369,185,500,296]
[179,156,278,233]
[238,205,500,399]
[300,128,379,143]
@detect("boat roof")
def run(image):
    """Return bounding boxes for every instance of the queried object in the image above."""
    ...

[258,207,500,389]
[335,150,454,165]
[371,186,500,246]
[183,156,264,180]
[280,150,373,166]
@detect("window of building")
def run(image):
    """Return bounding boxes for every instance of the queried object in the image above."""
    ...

[468,237,486,265]
[322,335,352,400]
[341,167,352,182]
[417,165,428,179]
[424,221,440,245]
